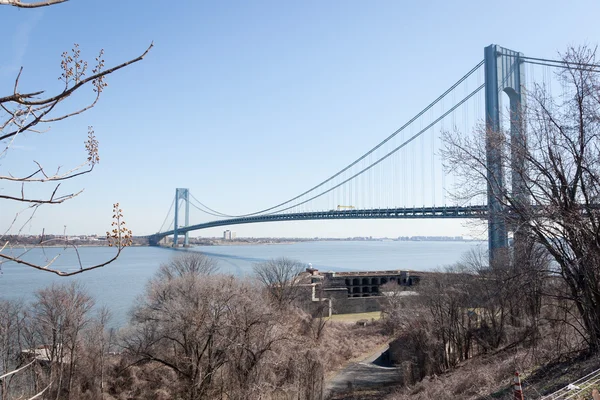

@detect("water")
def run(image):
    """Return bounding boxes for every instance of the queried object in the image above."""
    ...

[0,241,484,326]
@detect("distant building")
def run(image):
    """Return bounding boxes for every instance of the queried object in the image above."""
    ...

[223,230,236,240]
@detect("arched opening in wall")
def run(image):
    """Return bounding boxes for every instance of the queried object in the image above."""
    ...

[353,287,360,294]
[353,278,360,286]
[403,278,407,284]
[381,278,388,284]
[372,277,380,285]
[362,278,369,285]
[362,287,370,293]
[362,294,370,297]
[353,294,360,297]
[345,279,351,286]
[371,286,379,294]
[407,278,413,286]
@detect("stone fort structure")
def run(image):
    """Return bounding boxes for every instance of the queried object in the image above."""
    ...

[299,268,426,316]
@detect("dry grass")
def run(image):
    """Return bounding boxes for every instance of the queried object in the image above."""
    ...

[329,387,396,399]
[522,355,600,399]
[379,348,600,400]
[380,349,528,400]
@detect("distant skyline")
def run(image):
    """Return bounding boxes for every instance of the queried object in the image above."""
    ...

[2,1,600,238]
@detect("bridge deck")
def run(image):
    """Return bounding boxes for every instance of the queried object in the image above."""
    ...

[151,205,488,240]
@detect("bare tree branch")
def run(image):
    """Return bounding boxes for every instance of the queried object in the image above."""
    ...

[0,43,153,141]
[0,0,67,7]
[0,250,121,276]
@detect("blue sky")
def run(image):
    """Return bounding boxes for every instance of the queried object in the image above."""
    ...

[1,0,600,238]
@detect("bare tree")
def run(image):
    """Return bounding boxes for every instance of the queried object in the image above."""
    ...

[443,46,600,352]
[0,300,27,400]
[379,282,419,335]
[1,288,124,400]
[78,306,113,398]
[124,254,226,399]
[154,252,219,279]
[0,0,151,276]
[125,258,287,398]
[214,281,293,399]
[121,253,325,400]
[26,282,95,400]
[253,257,306,308]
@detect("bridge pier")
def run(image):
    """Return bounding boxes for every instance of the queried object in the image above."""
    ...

[484,44,526,262]
[148,235,162,246]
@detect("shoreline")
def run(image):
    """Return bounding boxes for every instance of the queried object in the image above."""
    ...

[3,239,483,249]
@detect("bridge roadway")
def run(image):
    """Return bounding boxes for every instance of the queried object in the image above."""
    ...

[150,205,488,242]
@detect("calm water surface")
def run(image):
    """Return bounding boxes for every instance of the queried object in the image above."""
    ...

[0,241,485,326]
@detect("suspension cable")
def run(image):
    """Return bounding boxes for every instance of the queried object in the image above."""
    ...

[157,197,175,233]
[521,55,600,69]
[522,59,600,73]
[499,52,600,71]
[189,193,231,217]
[261,83,485,215]
[188,60,485,218]
[188,197,230,218]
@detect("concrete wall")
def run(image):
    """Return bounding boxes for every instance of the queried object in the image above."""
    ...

[301,298,331,318]
[298,285,383,315]
[331,296,382,314]
[297,284,331,318]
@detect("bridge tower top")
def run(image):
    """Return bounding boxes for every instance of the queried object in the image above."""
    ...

[174,188,190,247]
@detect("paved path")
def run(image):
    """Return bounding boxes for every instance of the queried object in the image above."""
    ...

[325,343,402,398]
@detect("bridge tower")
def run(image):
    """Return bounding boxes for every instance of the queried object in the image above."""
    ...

[484,45,526,260]
[173,188,190,247]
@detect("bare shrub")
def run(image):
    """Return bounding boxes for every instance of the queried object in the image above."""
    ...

[123,253,321,399]
[154,252,218,279]
[253,257,306,308]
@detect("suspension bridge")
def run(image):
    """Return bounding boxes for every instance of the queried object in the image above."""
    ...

[149,44,574,260]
